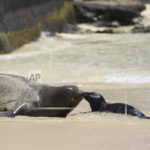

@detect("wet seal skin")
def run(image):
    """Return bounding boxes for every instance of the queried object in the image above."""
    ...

[0,73,83,117]
[83,92,150,119]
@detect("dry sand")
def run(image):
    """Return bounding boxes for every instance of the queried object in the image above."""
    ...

[0,84,150,150]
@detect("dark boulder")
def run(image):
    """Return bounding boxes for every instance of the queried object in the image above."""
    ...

[0,0,76,54]
[95,29,114,34]
[132,25,150,33]
[74,2,145,26]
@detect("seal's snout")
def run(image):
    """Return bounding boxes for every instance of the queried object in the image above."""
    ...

[82,92,97,100]
[83,92,102,99]
[78,89,83,96]
[83,92,106,106]
[65,86,83,100]
[82,92,90,98]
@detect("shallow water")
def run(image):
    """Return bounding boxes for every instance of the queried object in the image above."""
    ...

[0,32,150,84]
[0,32,150,150]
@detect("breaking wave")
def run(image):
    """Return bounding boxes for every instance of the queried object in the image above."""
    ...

[105,74,150,83]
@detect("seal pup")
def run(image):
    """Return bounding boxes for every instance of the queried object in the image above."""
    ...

[83,92,150,119]
[0,73,83,117]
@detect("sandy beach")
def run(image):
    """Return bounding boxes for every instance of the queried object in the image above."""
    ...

[1,0,150,149]
[0,83,150,150]
[1,12,150,149]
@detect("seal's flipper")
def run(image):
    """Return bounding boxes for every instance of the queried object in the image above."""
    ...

[6,102,34,117]
[5,110,16,117]
[5,102,73,117]
[140,116,150,119]
[145,117,150,119]
[125,105,150,119]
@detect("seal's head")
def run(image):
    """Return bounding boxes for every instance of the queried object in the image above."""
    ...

[37,85,83,117]
[38,85,83,109]
[60,85,83,107]
[83,92,106,111]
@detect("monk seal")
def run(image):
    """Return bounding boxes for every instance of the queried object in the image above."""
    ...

[83,92,150,119]
[0,73,83,117]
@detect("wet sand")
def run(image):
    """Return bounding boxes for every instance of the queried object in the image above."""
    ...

[0,84,150,150]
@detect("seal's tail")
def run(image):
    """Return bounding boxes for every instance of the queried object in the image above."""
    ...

[141,115,150,119]
[138,113,150,120]
[145,116,150,119]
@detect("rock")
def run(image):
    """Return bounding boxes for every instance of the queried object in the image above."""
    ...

[133,17,143,24]
[0,0,76,54]
[74,1,145,26]
[111,21,120,27]
[95,29,114,33]
[132,25,150,33]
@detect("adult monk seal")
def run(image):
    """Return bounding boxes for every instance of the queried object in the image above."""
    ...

[83,92,150,119]
[0,73,83,117]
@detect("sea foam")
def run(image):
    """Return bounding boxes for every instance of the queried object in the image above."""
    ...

[105,74,150,83]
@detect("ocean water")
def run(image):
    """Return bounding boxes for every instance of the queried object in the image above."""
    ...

[0,32,150,84]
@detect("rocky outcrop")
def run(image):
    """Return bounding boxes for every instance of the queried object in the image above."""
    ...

[74,1,145,26]
[0,0,76,54]
[132,25,150,33]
